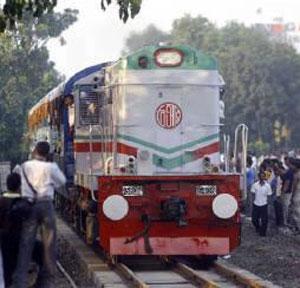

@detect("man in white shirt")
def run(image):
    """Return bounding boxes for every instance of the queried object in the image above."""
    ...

[13,141,66,288]
[251,171,272,236]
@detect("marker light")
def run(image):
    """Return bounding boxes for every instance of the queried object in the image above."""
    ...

[212,193,238,219]
[154,48,184,67]
[103,195,129,221]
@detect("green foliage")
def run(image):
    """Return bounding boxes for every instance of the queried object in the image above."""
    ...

[101,0,142,23]
[171,14,217,51]
[0,0,57,32]
[123,15,300,152]
[0,9,78,163]
[248,139,270,155]
[212,22,300,151]
[0,0,142,33]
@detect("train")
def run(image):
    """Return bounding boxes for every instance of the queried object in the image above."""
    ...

[28,45,246,259]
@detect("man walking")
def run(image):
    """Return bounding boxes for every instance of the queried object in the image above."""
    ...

[13,141,66,288]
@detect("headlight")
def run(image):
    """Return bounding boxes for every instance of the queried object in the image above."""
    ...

[103,195,129,221]
[212,193,238,219]
[154,48,184,67]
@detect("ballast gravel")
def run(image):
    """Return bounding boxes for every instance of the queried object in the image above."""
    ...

[227,216,300,288]
[56,216,300,288]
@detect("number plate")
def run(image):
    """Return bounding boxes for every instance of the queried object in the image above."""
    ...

[122,185,143,196]
[196,185,217,196]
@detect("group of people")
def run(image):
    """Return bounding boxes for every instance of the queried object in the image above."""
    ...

[0,141,66,288]
[2,141,300,285]
[246,154,300,237]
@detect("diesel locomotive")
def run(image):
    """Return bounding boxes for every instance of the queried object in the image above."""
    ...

[28,45,246,257]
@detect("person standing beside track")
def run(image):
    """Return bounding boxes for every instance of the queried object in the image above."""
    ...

[270,162,284,227]
[281,157,294,227]
[245,156,256,216]
[251,171,272,237]
[290,158,300,234]
[12,141,66,288]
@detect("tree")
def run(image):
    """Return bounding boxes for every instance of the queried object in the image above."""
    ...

[0,0,57,32]
[123,14,219,54]
[101,0,142,23]
[0,8,78,163]
[0,0,142,32]
[171,14,218,51]
[123,24,170,54]
[213,23,300,150]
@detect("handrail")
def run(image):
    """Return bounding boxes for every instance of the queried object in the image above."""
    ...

[233,124,248,200]
[223,134,230,173]
[89,124,97,202]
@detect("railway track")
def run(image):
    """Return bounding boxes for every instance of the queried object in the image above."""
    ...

[56,260,78,288]
[112,256,276,288]
[57,218,280,288]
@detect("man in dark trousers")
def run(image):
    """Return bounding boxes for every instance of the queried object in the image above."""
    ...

[13,141,66,288]
[251,171,272,236]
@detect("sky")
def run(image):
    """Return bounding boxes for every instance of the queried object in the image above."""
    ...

[47,0,300,78]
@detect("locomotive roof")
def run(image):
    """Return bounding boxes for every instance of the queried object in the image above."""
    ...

[64,63,107,96]
[117,45,218,70]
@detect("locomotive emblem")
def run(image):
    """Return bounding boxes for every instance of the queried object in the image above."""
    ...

[155,102,182,129]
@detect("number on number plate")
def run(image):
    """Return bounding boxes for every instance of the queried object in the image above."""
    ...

[122,185,143,196]
[195,185,217,196]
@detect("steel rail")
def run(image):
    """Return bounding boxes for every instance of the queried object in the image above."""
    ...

[114,262,149,288]
[171,256,275,288]
[175,261,219,288]
[56,260,78,288]
[214,262,269,288]
[93,254,275,288]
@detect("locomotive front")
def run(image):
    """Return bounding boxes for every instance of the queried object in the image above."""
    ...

[98,45,241,256]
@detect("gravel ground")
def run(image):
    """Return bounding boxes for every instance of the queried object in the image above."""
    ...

[57,237,96,288]
[55,216,300,288]
[227,216,300,288]
[54,269,74,288]
[26,263,74,288]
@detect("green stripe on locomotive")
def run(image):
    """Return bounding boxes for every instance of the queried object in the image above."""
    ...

[118,45,218,70]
